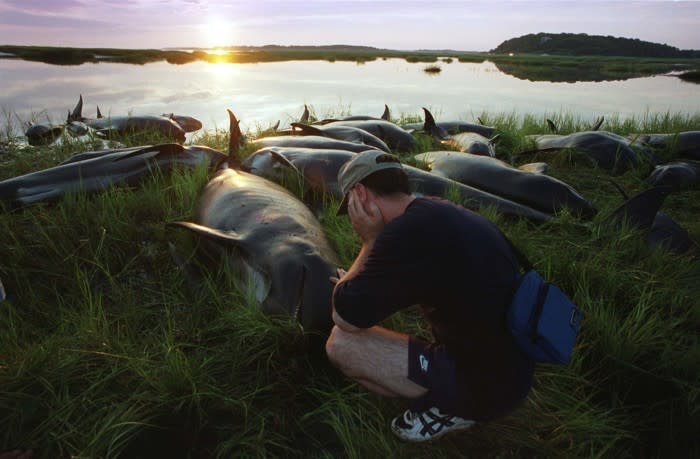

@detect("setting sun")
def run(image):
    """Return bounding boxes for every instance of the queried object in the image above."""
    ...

[202,18,235,48]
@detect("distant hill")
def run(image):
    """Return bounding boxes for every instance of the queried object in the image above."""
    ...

[491,33,700,58]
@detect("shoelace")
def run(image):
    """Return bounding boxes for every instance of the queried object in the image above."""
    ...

[416,410,457,436]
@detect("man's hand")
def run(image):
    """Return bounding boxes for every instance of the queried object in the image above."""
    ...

[329,267,347,284]
[348,189,384,244]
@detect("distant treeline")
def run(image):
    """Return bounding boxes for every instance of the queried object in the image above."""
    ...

[0,44,440,66]
[1,43,698,84]
[492,33,700,58]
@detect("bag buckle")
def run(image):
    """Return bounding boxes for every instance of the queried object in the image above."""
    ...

[569,307,582,331]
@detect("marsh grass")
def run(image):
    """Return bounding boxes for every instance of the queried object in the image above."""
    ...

[1,110,698,457]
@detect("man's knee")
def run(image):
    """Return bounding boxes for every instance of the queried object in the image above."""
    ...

[325,325,359,371]
[325,325,346,364]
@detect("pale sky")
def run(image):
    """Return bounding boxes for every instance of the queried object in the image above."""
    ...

[0,1,698,51]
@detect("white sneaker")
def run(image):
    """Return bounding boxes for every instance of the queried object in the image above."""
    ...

[391,406,475,442]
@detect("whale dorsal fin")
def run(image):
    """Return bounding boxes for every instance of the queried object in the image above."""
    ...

[422,107,436,132]
[299,105,310,124]
[609,186,670,231]
[69,94,83,122]
[381,104,391,121]
[591,116,605,131]
[422,107,449,140]
[227,109,243,168]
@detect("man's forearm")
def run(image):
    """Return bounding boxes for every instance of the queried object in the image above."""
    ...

[337,241,374,286]
[331,241,375,332]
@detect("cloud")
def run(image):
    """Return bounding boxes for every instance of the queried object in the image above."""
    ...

[0,10,112,28]
[0,0,86,14]
[0,1,697,50]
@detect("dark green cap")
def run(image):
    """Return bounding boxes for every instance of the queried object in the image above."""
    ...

[336,150,403,215]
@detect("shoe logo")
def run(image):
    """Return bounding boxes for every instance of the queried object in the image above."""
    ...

[419,354,429,373]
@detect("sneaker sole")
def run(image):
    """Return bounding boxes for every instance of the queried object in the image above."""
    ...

[391,422,475,443]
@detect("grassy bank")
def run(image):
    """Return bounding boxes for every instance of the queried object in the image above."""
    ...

[0,111,699,458]
[1,45,699,82]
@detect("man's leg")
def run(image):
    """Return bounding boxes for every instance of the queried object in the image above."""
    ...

[325,325,428,399]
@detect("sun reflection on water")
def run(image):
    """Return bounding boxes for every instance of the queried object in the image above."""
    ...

[204,59,241,79]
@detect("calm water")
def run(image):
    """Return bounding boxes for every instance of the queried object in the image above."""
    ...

[1,58,698,136]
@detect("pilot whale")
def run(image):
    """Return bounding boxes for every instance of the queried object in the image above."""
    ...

[171,110,341,334]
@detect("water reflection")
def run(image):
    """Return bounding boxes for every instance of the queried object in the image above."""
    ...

[493,61,617,83]
[0,59,697,137]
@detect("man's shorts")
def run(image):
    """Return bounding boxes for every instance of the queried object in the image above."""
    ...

[407,336,461,414]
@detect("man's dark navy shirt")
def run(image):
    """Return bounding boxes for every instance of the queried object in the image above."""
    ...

[334,197,534,420]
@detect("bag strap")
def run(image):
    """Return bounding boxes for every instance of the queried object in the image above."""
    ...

[502,233,534,272]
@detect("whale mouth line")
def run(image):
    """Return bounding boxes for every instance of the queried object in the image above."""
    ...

[294,266,307,323]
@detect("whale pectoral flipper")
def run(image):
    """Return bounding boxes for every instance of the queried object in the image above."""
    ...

[113,145,173,162]
[290,123,324,137]
[267,150,302,176]
[518,162,548,174]
[169,221,252,255]
[608,179,630,200]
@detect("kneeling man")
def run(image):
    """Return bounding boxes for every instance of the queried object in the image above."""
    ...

[326,150,534,442]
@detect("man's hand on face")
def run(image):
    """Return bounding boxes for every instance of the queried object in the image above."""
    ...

[348,187,384,244]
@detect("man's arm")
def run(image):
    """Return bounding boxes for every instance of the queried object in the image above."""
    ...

[331,242,375,332]
[331,188,384,332]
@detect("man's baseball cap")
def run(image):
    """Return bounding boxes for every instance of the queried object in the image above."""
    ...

[336,150,403,216]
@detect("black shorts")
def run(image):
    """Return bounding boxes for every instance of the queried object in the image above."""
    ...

[407,336,463,415]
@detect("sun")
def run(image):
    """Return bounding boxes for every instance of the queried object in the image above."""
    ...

[202,19,235,49]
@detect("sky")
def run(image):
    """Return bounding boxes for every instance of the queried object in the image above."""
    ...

[0,1,698,52]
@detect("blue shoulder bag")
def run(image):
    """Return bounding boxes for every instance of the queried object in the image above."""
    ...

[505,238,583,365]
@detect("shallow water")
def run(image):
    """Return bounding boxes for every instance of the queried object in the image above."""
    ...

[0,58,698,136]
